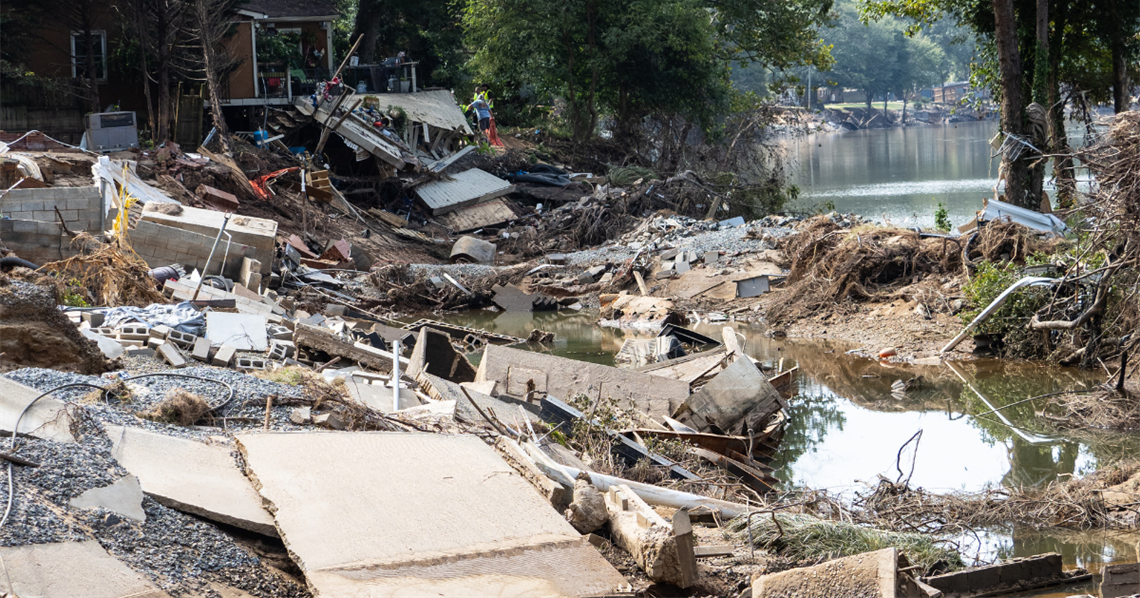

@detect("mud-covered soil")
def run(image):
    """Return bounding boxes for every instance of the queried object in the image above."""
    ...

[0,270,111,374]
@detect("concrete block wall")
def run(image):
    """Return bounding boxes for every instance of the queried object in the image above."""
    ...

[0,219,81,265]
[2,187,104,232]
[130,220,256,279]
[139,205,276,274]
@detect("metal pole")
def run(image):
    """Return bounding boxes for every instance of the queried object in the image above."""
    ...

[191,212,232,301]
[391,339,401,412]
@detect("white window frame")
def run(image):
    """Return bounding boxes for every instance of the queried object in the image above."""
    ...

[70,30,109,82]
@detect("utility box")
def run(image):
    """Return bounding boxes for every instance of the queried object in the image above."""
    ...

[84,112,139,152]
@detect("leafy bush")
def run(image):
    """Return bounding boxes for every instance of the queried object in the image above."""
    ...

[960,256,1056,358]
[934,202,951,232]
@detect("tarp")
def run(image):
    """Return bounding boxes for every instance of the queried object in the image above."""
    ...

[100,301,206,335]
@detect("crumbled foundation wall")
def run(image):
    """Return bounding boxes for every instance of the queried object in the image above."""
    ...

[129,220,257,280]
[0,187,104,265]
[2,187,104,232]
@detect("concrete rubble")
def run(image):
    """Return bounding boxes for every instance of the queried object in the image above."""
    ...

[0,83,1096,598]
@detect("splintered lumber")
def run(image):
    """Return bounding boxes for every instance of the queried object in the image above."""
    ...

[237,432,630,597]
[604,484,696,588]
[541,396,699,481]
[689,447,777,494]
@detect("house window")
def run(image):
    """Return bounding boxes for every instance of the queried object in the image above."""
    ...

[71,31,108,81]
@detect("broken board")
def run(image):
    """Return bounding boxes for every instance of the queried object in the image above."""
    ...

[236,432,629,597]
[416,168,515,215]
[439,198,518,232]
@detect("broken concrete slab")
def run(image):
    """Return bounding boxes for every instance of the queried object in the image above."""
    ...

[673,355,786,436]
[449,235,497,264]
[104,425,276,537]
[406,326,477,384]
[68,474,146,522]
[752,548,904,598]
[605,483,694,587]
[206,312,268,351]
[293,323,406,372]
[417,371,542,426]
[736,274,773,298]
[236,432,629,597]
[492,283,540,312]
[476,344,690,419]
[0,377,75,443]
[343,376,420,412]
[0,540,169,598]
[290,406,312,424]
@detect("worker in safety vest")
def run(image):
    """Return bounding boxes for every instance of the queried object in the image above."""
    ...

[472,85,494,110]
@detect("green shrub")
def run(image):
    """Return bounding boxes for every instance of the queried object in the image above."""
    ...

[934,202,951,232]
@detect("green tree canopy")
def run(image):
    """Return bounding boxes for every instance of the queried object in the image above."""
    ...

[462,0,833,140]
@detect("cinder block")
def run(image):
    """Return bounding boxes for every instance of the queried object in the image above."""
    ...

[267,324,291,340]
[10,220,37,233]
[158,342,187,368]
[149,325,172,339]
[212,344,237,367]
[235,356,266,371]
[147,337,164,349]
[32,210,53,221]
[166,329,197,349]
[268,340,295,360]
[81,312,105,327]
[191,336,211,361]
[117,325,150,340]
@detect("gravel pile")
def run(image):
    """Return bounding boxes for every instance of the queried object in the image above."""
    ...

[0,374,312,596]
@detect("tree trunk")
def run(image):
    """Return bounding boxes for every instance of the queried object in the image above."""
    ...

[352,0,384,64]
[155,6,172,145]
[135,8,157,137]
[902,96,907,125]
[1113,42,1130,113]
[1049,2,1076,207]
[1032,0,1048,104]
[198,4,230,153]
[992,0,1035,209]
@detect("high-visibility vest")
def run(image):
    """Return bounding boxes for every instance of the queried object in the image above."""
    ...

[472,91,494,110]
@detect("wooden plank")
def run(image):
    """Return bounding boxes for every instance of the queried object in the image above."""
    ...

[437,198,517,232]
[694,545,735,558]
[633,271,649,296]
[673,509,697,588]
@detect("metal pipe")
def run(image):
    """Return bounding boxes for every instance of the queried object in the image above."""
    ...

[391,339,401,412]
[191,212,232,302]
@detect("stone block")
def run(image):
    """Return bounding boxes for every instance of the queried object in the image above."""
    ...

[290,407,312,424]
[312,412,345,430]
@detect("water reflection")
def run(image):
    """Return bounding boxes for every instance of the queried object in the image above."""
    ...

[424,310,1140,577]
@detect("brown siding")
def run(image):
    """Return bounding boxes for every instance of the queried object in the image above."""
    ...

[224,21,257,100]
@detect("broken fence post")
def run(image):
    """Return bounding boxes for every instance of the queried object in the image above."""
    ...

[191,212,232,302]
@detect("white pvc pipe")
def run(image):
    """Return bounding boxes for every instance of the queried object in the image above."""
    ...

[391,339,401,412]
[941,276,1058,353]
